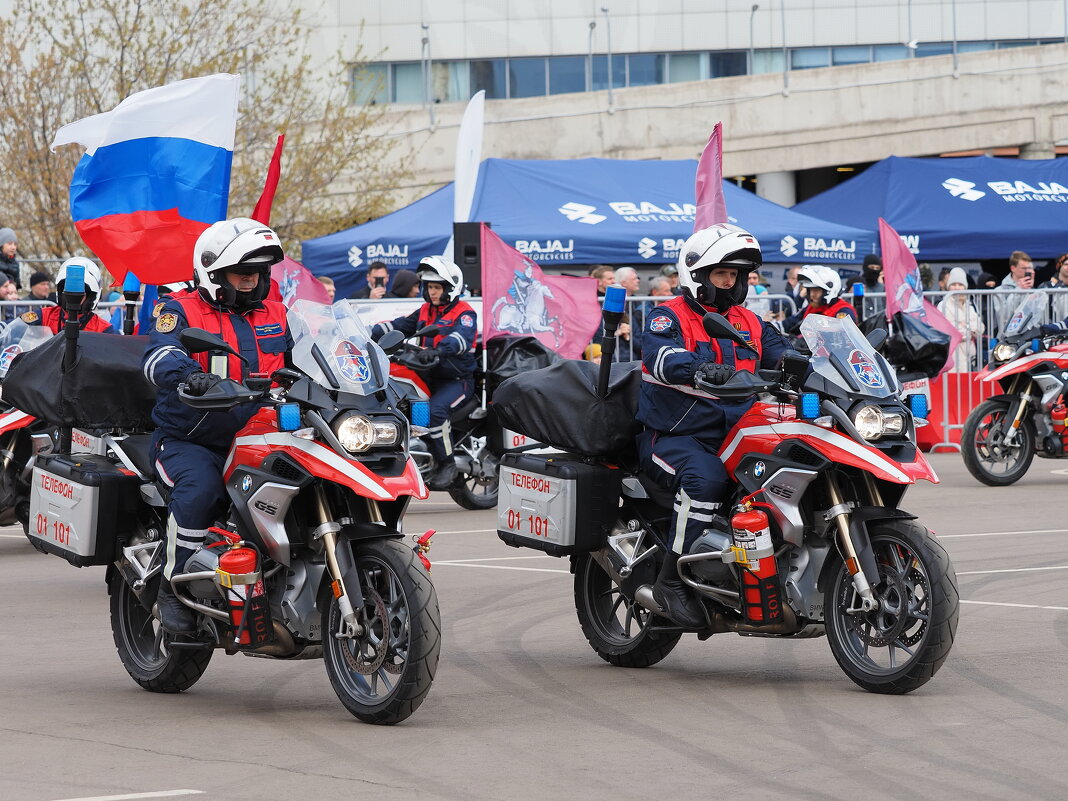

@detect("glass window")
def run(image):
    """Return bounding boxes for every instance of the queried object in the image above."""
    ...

[751,49,785,74]
[791,47,830,70]
[957,41,994,53]
[832,46,870,66]
[710,51,748,78]
[873,44,908,61]
[914,42,953,57]
[997,40,1037,49]
[392,62,424,104]
[668,52,705,83]
[591,54,626,91]
[549,56,586,95]
[430,61,469,103]
[627,53,664,86]
[470,60,507,99]
[351,63,388,105]
[508,57,547,98]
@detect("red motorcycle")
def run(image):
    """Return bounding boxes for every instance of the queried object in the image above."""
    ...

[963,292,1068,485]
[497,312,958,694]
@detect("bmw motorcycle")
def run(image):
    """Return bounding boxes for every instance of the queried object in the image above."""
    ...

[27,300,440,724]
[498,313,958,694]
[962,292,1068,486]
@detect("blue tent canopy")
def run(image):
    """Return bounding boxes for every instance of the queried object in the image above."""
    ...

[303,157,877,298]
[794,155,1068,261]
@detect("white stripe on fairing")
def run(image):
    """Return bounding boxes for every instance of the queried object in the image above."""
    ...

[0,409,31,429]
[985,353,1068,382]
[719,421,911,483]
[230,433,392,500]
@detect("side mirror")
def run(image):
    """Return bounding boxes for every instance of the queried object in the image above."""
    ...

[414,324,441,338]
[378,329,405,355]
[865,328,888,350]
[271,367,302,387]
[702,313,749,349]
[780,351,809,381]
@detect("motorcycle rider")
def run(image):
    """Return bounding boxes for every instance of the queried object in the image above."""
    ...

[372,256,477,490]
[19,257,116,334]
[637,224,794,628]
[783,264,857,335]
[142,217,290,635]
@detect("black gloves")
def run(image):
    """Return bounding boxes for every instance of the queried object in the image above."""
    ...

[185,371,222,396]
[414,348,439,367]
[693,362,735,388]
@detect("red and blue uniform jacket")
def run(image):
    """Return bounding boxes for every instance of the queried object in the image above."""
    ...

[784,296,857,334]
[637,295,792,445]
[373,299,477,381]
[141,292,292,448]
[21,305,116,334]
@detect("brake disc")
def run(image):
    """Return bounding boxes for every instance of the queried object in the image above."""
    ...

[342,589,388,675]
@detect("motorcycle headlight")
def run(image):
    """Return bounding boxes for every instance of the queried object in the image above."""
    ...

[853,404,885,440]
[993,343,1016,363]
[882,411,905,435]
[335,415,400,453]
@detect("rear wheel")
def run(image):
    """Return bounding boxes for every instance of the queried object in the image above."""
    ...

[108,572,212,693]
[448,437,498,510]
[322,539,440,724]
[573,553,680,668]
[825,520,958,695]
[961,398,1035,486]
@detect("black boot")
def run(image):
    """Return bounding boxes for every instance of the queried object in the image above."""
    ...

[427,456,458,490]
[156,579,197,635]
[652,551,707,629]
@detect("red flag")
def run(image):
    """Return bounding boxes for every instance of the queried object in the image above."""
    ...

[480,226,600,359]
[252,134,285,225]
[879,218,961,376]
[693,122,728,231]
[271,255,331,307]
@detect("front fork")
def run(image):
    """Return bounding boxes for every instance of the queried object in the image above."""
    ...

[313,484,364,638]
[826,474,879,613]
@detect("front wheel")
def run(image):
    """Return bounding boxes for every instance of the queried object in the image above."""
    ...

[573,553,681,668]
[825,520,958,695]
[322,539,441,724]
[961,398,1035,486]
[108,572,212,693]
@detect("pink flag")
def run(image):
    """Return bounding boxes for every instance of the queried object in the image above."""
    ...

[480,226,600,359]
[879,218,961,376]
[271,255,332,307]
[693,122,728,231]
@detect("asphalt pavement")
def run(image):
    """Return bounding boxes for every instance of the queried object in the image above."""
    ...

[1,452,1066,801]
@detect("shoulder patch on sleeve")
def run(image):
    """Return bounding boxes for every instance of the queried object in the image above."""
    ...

[155,312,178,333]
[836,312,849,319]
[152,301,165,318]
[460,312,475,327]
[649,315,673,333]
[20,311,39,324]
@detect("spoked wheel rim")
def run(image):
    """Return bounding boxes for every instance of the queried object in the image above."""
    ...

[117,582,170,673]
[455,438,498,499]
[580,557,654,646]
[971,406,1029,477]
[329,555,412,704]
[831,535,932,676]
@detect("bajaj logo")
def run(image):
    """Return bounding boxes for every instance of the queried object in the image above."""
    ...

[558,202,606,225]
[942,178,986,201]
[638,237,657,259]
[347,245,363,267]
[780,235,798,258]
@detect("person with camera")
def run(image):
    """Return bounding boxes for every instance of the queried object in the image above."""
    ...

[354,261,390,299]
[993,250,1035,336]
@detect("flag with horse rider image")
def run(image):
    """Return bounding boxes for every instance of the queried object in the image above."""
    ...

[480,226,600,359]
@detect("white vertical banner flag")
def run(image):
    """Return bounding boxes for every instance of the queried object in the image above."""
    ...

[442,90,485,261]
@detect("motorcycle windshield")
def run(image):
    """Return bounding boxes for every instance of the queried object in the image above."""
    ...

[800,314,896,399]
[1000,292,1048,338]
[287,300,391,396]
[0,319,53,381]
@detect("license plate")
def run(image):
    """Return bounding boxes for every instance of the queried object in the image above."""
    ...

[497,465,575,548]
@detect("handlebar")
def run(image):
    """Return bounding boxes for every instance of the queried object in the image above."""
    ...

[177,378,267,409]
[693,368,789,399]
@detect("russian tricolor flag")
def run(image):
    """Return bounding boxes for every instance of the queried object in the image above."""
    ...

[51,73,240,285]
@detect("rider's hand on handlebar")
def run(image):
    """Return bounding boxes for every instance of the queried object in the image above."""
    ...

[693,361,735,388]
[414,348,439,367]
[185,371,223,397]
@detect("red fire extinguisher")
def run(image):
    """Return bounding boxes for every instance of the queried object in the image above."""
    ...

[218,544,272,647]
[730,491,783,624]
[1052,403,1068,451]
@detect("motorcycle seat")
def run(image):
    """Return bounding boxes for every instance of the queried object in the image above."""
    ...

[637,471,677,509]
[119,434,156,479]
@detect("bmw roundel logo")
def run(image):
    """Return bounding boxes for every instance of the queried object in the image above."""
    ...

[241,475,252,493]
[754,461,766,478]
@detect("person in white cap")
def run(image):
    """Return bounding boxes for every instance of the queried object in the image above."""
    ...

[936,267,984,372]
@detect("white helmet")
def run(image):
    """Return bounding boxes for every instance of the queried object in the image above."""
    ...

[416,255,464,304]
[676,224,762,312]
[193,217,283,309]
[56,257,103,312]
[797,265,842,302]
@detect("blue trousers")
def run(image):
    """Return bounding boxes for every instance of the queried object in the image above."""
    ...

[153,435,229,578]
[427,378,473,461]
[638,431,731,554]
